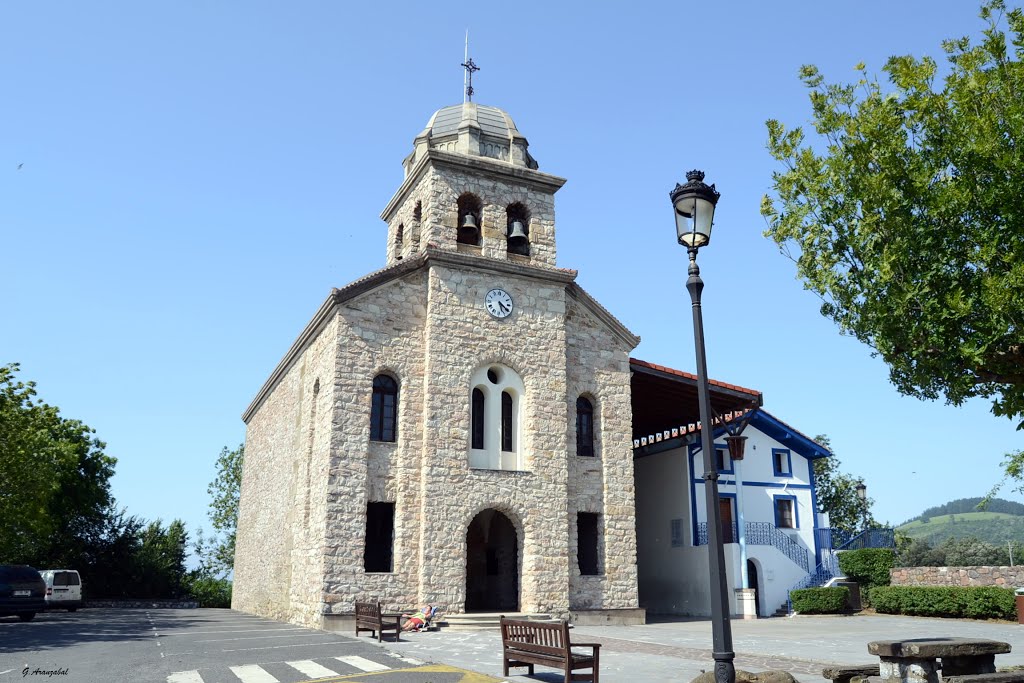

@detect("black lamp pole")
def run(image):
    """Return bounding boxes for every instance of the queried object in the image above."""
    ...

[671,170,734,683]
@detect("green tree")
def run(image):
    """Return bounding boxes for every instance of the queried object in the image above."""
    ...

[812,435,876,533]
[762,3,1024,435]
[204,444,243,575]
[0,363,116,563]
[135,519,189,598]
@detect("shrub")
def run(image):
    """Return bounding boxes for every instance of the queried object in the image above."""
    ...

[790,586,849,614]
[839,547,894,605]
[186,576,232,608]
[870,585,1014,620]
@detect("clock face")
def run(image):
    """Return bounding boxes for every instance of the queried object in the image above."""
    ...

[485,288,514,319]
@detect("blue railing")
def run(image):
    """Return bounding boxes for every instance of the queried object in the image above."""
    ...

[829,528,895,551]
[787,551,841,613]
[695,522,809,572]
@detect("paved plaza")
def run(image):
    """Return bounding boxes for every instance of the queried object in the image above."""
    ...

[377,615,1024,683]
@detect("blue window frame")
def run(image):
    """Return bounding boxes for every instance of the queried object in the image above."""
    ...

[772,448,793,477]
[773,494,799,529]
[714,444,734,474]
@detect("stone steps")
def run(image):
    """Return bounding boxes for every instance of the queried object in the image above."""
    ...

[441,611,559,631]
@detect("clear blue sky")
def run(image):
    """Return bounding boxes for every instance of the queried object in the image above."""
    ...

[5,1,1021,548]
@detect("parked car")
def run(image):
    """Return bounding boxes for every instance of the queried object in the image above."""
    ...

[0,565,46,621]
[39,569,82,611]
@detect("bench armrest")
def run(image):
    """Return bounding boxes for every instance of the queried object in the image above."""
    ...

[571,643,602,650]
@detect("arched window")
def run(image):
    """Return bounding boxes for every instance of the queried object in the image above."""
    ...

[576,396,594,457]
[501,391,514,452]
[395,223,404,259]
[370,374,398,442]
[469,364,524,470]
[472,388,485,450]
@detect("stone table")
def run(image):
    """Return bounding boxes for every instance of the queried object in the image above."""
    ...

[868,638,1011,683]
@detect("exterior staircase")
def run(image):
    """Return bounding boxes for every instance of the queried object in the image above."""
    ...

[441,611,558,631]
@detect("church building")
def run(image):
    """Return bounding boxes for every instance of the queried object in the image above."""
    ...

[234,100,648,628]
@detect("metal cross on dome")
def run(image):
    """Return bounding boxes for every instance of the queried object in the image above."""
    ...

[462,57,480,102]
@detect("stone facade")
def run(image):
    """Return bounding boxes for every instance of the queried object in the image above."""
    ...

[890,566,1024,588]
[234,102,642,627]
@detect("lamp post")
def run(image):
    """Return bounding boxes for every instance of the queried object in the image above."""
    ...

[670,169,734,683]
[855,480,868,533]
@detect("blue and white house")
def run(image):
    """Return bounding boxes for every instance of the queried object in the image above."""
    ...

[631,360,834,618]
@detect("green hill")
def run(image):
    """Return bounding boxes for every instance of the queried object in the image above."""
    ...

[897,511,1024,546]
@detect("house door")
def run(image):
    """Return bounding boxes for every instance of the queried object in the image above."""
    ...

[465,509,519,613]
[719,497,735,543]
[747,560,761,617]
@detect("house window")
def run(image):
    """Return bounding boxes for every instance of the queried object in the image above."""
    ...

[469,364,524,470]
[715,447,732,473]
[471,388,485,449]
[772,448,792,477]
[364,502,394,572]
[670,518,684,547]
[501,391,514,452]
[577,512,600,575]
[576,396,594,457]
[370,374,398,442]
[775,496,797,529]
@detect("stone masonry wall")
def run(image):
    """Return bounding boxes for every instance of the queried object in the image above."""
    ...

[890,566,1024,588]
[565,293,640,610]
[234,314,338,626]
[418,263,571,616]
[320,271,429,617]
[387,163,558,270]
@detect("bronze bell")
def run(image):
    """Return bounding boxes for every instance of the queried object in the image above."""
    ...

[507,219,529,254]
[458,213,480,244]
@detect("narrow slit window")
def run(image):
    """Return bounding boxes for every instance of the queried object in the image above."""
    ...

[472,388,485,450]
[576,396,594,457]
[501,391,513,452]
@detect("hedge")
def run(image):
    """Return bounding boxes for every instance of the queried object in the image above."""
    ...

[838,547,894,605]
[790,586,849,614]
[870,585,1015,620]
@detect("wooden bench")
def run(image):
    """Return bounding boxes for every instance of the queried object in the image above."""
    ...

[822,664,881,683]
[500,616,600,683]
[354,601,401,642]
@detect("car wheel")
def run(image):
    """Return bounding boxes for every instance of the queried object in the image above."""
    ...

[17,613,35,622]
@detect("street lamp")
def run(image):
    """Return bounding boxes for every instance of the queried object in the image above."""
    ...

[855,480,868,532]
[670,170,734,683]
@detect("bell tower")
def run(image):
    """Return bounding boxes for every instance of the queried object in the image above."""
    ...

[380,102,566,267]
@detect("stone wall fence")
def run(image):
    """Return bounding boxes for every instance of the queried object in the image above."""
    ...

[890,566,1024,588]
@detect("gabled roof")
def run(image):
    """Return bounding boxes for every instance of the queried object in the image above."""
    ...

[747,409,832,460]
[629,357,762,440]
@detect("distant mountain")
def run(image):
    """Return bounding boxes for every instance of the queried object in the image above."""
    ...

[897,497,1024,546]
[902,497,1024,525]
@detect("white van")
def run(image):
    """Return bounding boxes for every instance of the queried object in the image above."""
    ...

[39,569,82,611]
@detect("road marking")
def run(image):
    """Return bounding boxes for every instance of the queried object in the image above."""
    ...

[229,664,279,682]
[287,659,338,678]
[167,672,203,683]
[335,656,391,672]
[162,627,307,636]
[197,633,332,643]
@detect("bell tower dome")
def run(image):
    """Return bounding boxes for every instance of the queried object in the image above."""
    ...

[380,102,567,268]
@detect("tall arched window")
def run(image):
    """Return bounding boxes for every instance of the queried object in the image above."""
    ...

[501,391,514,452]
[457,193,483,246]
[370,374,398,442]
[472,388,485,450]
[576,396,594,457]
[506,202,530,256]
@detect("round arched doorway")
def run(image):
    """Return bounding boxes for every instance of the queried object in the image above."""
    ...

[465,509,519,612]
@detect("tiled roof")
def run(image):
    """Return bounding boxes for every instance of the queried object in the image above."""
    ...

[629,357,761,397]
